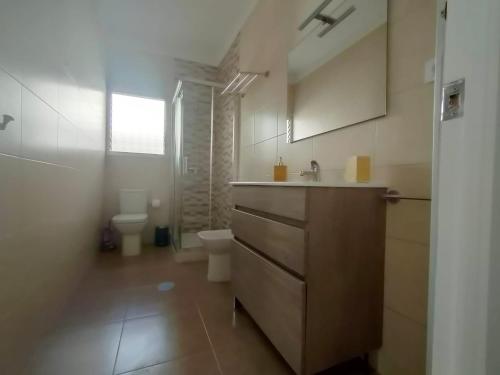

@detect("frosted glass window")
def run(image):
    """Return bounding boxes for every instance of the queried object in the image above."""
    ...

[110,93,165,155]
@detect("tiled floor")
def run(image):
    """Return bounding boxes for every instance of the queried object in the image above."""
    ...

[27,247,375,375]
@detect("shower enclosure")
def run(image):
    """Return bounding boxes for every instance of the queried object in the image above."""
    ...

[171,78,225,255]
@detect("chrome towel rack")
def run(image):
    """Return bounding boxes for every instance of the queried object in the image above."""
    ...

[382,190,431,204]
[220,71,269,96]
[382,190,402,204]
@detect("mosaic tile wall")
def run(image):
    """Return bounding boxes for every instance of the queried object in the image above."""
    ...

[174,59,218,233]
[173,43,240,234]
[213,35,240,229]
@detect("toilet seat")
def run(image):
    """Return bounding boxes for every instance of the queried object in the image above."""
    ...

[112,214,148,224]
[198,229,233,241]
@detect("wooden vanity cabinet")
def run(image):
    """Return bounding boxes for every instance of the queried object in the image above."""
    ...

[230,185,386,375]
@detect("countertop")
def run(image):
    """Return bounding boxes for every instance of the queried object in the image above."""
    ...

[230,181,387,188]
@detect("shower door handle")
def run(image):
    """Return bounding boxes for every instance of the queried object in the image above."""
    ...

[183,156,198,175]
[183,156,188,175]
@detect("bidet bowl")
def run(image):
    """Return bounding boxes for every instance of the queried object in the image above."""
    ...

[197,229,234,254]
[197,229,234,282]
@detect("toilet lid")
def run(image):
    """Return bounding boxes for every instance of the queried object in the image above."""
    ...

[112,214,148,224]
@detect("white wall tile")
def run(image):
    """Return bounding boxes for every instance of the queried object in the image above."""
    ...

[384,238,430,325]
[21,159,62,230]
[375,85,434,166]
[0,1,106,371]
[254,105,278,143]
[240,112,254,147]
[388,2,436,95]
[387,200,431,245]
[57,72,81,125]
[312,123,376,171]
[376,308,427,375]
[0,69,22,156]
[21,88,58,164]
[254,138,277,180]
[0,155,23,239]
[238,144,255,181]
[57,115,78,168]
[277,134,312,173]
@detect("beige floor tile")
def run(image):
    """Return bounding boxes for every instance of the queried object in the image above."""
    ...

[114,313,211,374]
[28,249,383,375]
[215,337,294,375]
[199,302,262,349]
[119,351,220,375]
[125,285,197,320]
[60,289,129,327]
[28,321,123,375]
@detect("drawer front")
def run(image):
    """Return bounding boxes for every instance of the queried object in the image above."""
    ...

[232,240,305,374]
[231,209,306,276]
[232,186,307,221]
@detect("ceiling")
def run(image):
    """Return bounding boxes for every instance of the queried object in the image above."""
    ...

[97,0,257,66]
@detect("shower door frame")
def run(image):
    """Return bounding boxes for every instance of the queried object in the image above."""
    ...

[171,82,184,251]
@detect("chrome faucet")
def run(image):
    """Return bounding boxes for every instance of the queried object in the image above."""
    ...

[300,160,320,181]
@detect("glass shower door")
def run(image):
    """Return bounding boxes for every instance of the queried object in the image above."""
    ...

[171,80,214,252]
[172,91,183,250]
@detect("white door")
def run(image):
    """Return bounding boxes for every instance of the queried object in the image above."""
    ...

[428,0,500,374]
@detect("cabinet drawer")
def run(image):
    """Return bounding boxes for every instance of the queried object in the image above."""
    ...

[231,209,306,276]
[232,240,305,374]
[232,186,307,221]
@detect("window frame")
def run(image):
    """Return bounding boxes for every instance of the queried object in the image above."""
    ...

[106,91,167,157]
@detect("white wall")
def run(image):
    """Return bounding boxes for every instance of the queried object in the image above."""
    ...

[0,0,106,372]
[102,45,176,243]
[429,0,500,374]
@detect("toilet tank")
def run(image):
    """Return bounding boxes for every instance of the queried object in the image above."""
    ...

[119,189,148,214]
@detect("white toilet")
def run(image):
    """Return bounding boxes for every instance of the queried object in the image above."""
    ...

[198,229,234,282]
[112,189,148,256]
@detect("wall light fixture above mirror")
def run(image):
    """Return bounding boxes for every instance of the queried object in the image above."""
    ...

[287,0,388,142]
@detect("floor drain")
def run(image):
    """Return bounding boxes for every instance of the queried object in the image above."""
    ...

[157,281,175,292]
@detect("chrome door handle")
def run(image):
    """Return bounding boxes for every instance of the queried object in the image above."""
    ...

[183,157,198,175]
[183,156,188,175]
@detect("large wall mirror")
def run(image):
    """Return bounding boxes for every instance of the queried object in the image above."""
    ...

[287,0,388,142]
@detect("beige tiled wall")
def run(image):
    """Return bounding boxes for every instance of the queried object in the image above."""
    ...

[213,35,240,229]
[236,1,435,374]
[0,1,106,372]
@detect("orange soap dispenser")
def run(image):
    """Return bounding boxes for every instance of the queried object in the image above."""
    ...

[273,156,287,182]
